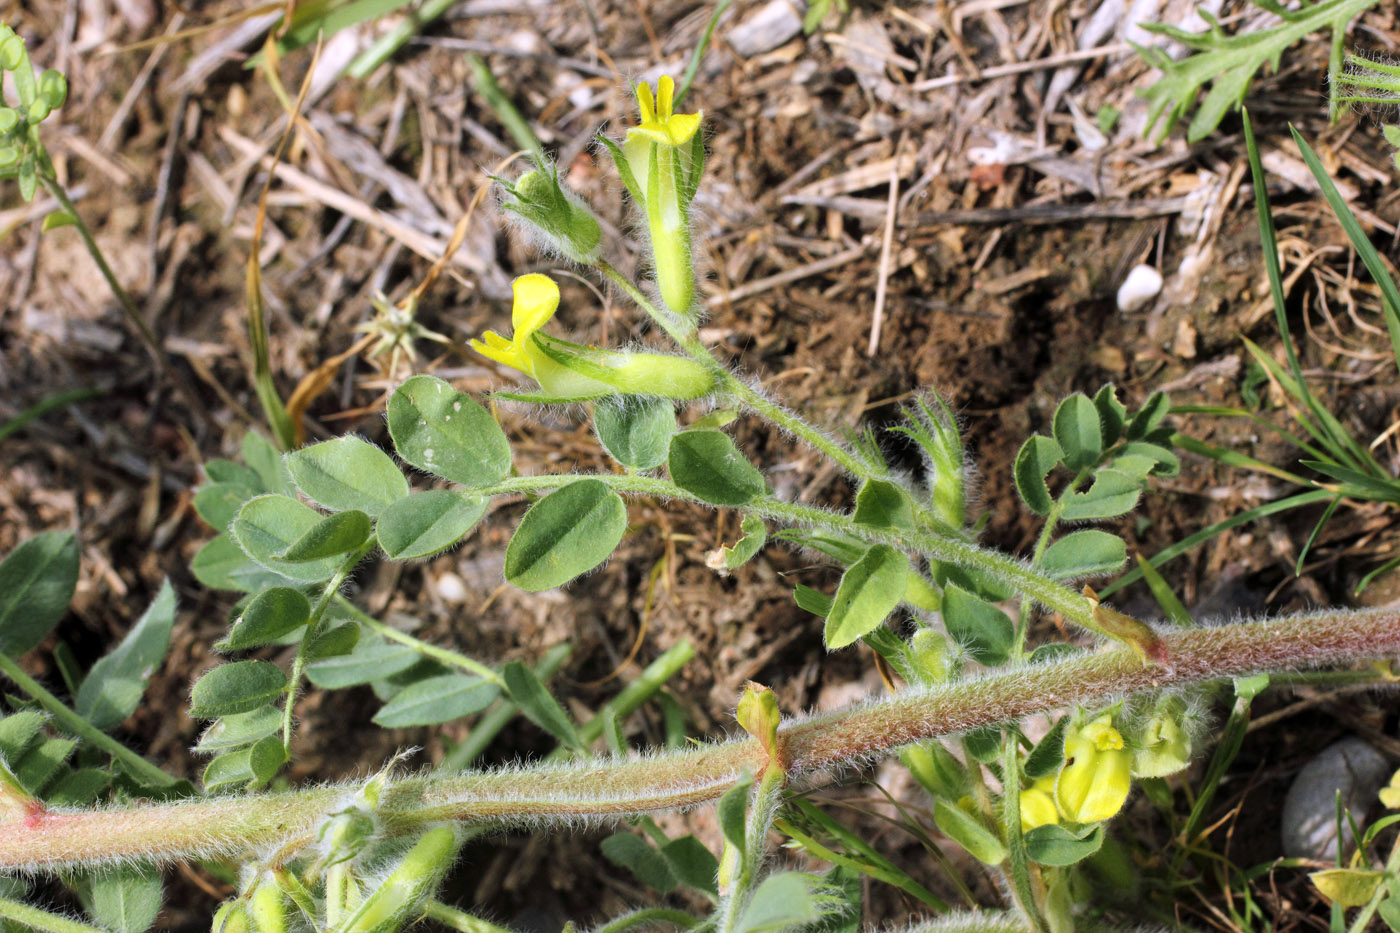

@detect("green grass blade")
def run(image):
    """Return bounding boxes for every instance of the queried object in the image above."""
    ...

[1354,554,1400,596]
[1300,460,1400,503]
[1295,494,1342,575]
[466,53,546,165]
[1171,432,1313,486]
[1134,554,1193,627]
[675,0,731,108]
[1240,338,1373,473]
[1098,489,1336,598]
[0,387,102,442]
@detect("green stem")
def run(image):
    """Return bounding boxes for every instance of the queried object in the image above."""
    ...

[576,640,694,747]
[8,609,1396,872]
[596,261,875,480]
[0,652,180,790]
[716,766,786,933]
[0,387,103,442]
[438,642,573,771]
[422,900,515,933]
[1000,735,1049,933]
[37,174,161,362]
[0,896,106,933]
[477,472,1098,634]
[282,545,375,751]
[595,908,701,933]
[332,596,503,686]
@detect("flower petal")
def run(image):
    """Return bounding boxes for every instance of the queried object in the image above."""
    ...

[656,75,674,120]
[511,273,560,338]
[633,79,655,126]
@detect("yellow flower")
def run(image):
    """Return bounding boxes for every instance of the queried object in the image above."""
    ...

[1055,713,1132,824]
[469,274,716,401]
[1020,775,1059,830]
[1380,768,1400,809]
[628,75,702,149]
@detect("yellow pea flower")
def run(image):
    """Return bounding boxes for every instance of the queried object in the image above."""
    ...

[470,274,716,401]
[1055,713,1132,824]
[1020,774,1059,830]
[628,75,703,149]
[1380,768,1400,809]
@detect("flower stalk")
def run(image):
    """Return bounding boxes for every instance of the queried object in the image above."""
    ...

[6,608,1400,873]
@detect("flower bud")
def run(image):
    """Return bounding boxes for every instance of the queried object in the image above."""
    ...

[1019,775,1059,830]
[248,882,287,933]
[38,69,66,112]
[211,901,251,933]
[501,166,602,265]
[1055,713,1132,824]
[345,827,458,933]
[1129,697,1192,778]
[907,628,949,684]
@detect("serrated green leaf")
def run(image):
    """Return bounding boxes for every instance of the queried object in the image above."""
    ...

[76,580,176,730]
[190,661,287,718]
[503,661,581,750]
[377,490,486,560]
[504,480,627,591]
[1024,823,1103,866]
[1013,435,1063,516]
[0,530,79,657]
[277,509,371,562]
[667,430,765,506]
[218,587,310,652]
[194,706,283,753]
[387,375,511,486]
[305,637,420,689]
[594,396,676,471]
[852,478,915,530]
[231,495,346,583]
[1039,531,1127,581]
[824,544,909,650]
[372,673,500,727]
[1061,469,1141,521]
[285,436,408,516]
[933,799,1006,865]
[941,583,1013,666]
[1053,394,1103,472]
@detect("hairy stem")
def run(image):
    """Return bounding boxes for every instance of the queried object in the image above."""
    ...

[332,596,503,686]
[6,609,1399,871]
[0,897,105,933]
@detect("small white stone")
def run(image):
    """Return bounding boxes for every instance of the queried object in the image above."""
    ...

[1117,264,1164,312]
[1281,737,1390,860]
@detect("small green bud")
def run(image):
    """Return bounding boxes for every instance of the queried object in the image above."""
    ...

[901,741,967,801]
[211,901,251,933]
[0,108,18,135]
[345,827,458,933]
[1129,696,1192,778]
[248,882,287,933]
[907,628,949,683]
[0,145,19,168]
[38,69,66,111]
[502,167,602,265]
[0,35,24,71]
[26,98,49,124]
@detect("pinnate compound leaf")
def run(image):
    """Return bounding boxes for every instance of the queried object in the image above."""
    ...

[387,374,511,486]
[305,637,420,688]
[1024,823,1103,866]
[594,396,676,471]
[195,706,283,753]
[853,478,916,530]
[76,580,176,730]
[231,495,346,583]
[933,799,1007,865]
[80,868,162,933]
[377,490,486,561]
[941,583,1013,666]
[504,480,627,591]
[278,509,371,562]
[0,530,79,657]
[824,544,909,650]
[503,661,582,750]
[1040,531,1127,581]
[1061,469,1140,521]
[218,587,310,652]
[285,436,408,516]
[1013,435,1063,516]
[668,430,765,506]
[190,660,287,718]
[372,673,500,727]
[1053,394,1103,472]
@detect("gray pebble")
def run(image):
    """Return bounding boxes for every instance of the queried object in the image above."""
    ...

[1281,736,1391,860]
